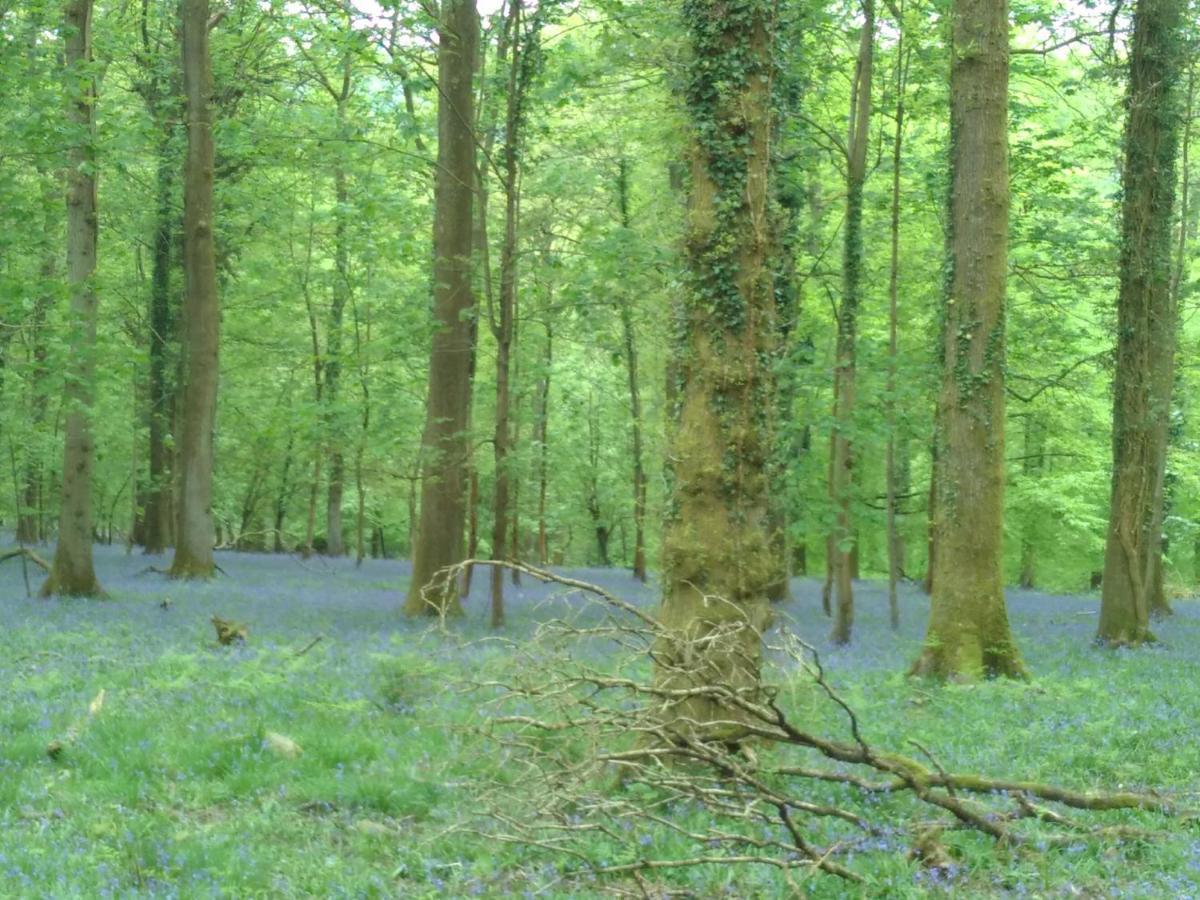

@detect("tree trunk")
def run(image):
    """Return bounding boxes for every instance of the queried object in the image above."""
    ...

[923,429,937,594]
[405,0,478,617]
[535,321,552,566]
[831,0,875,646]
[910,0,1025,679]
[586,392,611,567]
[169,0,220,580]
[616,158,649,583]
[144,128,176,554]
[1018,415,1042,590]
[324,90,351,557]
[1147,66,1194,619]
[885,5,910,632]
[1098,0,1184,646]
[273,434,294,553]
[42,0,102,597]
[656,0,776,742]
[821,408,835,616]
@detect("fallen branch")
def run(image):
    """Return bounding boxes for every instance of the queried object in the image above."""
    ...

[447,561,1193,891]
[294,635,324,657]
[0,547,51,572]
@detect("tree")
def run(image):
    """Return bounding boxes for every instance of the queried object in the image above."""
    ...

[41,0,101,598]
[488,0,526,628]
[169,0,220,579]
[884,0,912,631]
[830,0,875,645]
[656,0,776,737]
[910,0,1025,679]
[616,157,649,583]
[405,0,478,617]
[133,0,181,555]
[1097,0,1185,645]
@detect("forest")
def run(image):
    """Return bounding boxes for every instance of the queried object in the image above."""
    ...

[1,0,1199,895]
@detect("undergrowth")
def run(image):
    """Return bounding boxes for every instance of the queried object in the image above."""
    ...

[0,545,1197,897]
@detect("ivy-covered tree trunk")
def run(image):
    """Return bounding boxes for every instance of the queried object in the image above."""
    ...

[910,0,1025,679]
[656,0,776,739]
[169,0,220,580]
[42,0,101,597]
[1098,0,1184,645]
[830,0,875,646]
[135,0,180,556]
[405,0,478,617]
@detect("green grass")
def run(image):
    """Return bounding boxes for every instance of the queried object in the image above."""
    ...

[2,551,1200,897]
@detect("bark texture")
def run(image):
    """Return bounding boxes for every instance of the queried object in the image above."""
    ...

[405,0,478,616]
[830,0,875,645]
[910,0,1025,679]
[617,159,649,583]
[169,0,220,579]
[656,0,776,740]
[1098,0,1184,645]
[42,0,101,598]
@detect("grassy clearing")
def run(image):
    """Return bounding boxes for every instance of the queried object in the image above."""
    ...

[1,546,1199,897]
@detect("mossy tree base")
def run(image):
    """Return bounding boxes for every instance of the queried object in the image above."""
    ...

[39,571,103,599]
[167,556,215,580]
[909,630,1028,681]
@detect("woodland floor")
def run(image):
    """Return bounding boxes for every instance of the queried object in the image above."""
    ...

[1,544,1199,897]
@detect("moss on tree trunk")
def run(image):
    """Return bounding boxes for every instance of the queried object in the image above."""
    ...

[656,0,777,741]
[910,0,1024,680]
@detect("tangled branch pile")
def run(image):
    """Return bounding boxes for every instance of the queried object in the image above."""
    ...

[451,562,1192,895]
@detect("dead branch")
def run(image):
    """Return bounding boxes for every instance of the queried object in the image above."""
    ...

[0,547,51,572]
[446,560,1193,891]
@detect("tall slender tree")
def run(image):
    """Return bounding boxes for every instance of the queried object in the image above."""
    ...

[910,0,1025,679]
[1098,0,1185,645]
[884,0,911,631]
[169,0,220,579]
[489,0,526,628]
[656,0,777,738]
[41,0,101,597]
[616,157,649,583]
[134,0,180,555]
[405,0,478,617]
[830,0,875,645]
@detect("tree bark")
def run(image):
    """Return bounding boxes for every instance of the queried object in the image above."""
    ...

[656,0,776,741]
[144,127,177,554]
[323,40,354,558]
[616,158,649,583]
[831,0,875,646]
[489,0,526,628]
[534,320,552,566]
[1018,415,1042,590]
[885,4,910,632]
[405,0,478,616]
[1098,0,1185,645]
[169,0,220,580]
[42,0,102,597]
[910,0,1025,679]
